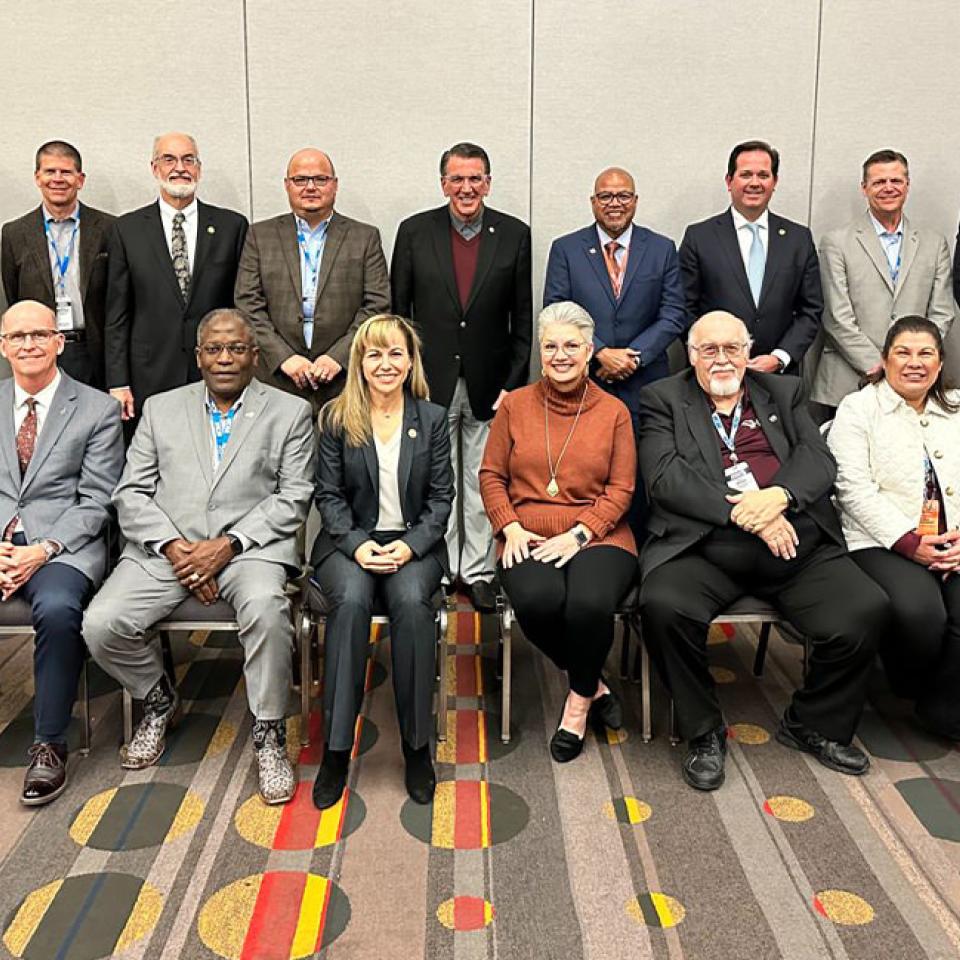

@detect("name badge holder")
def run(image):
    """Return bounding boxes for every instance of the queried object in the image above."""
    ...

[713,400,760,492]
[45,216,81,333]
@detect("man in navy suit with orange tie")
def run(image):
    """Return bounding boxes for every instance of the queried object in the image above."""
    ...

[543,166,686,534]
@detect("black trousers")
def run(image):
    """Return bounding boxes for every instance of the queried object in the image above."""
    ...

[852,548,960,725]
[641,525,888,743]
[499,546,637,698]
[15,556,92,744]
[315,533,443,752]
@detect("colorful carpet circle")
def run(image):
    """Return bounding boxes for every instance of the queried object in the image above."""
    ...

[764,796,815,823]
[813,889,874,925]
[894,778,960,842]
[436,896,495,931]
[3,873,162,959]
[707,624,734,645]
[70,782,204,850]
[197,871,350,958]
[603,796,652,824]
[710,666,737,684]
[158,713,235,765]
[603,727,629,745]
[625,892,686,928]
[728,723,770,745]
[401,780,529,849]
[235,782,366,849]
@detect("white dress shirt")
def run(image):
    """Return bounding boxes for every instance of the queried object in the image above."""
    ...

[12,371,61,534]
[596,223,633,269]
[158,196,198,271]
[374,425,404,531]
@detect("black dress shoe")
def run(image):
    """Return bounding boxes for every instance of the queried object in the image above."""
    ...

[312,747,350,810]
[402,741,436,804]
[465,580,496,613]
[589,682,623,732]
[682,725,727,791]
[776,713,870,776]
[22,742,68,806]
[549,697,587,763]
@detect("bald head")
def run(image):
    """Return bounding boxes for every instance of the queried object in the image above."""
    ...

[1,300,56,331]
[688,311,750,347]
[591,167,637,240]
[286,148,336,178]
[687,311,753,401]
[593,166,634,194]
[0,300,63,389]
[284,148,339,226]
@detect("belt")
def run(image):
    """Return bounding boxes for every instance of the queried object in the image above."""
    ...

[62,331,87,343]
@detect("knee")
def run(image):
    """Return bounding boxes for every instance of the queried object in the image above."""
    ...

[82,599,125,659]
[235,588,291,637]
[641,580,703,630]
[32,587,84,632]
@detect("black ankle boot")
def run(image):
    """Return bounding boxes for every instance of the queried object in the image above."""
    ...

[401,740,436,804]
[312,746,349,810]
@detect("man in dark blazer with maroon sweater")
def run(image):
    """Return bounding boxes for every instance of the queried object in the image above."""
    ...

[391,142,532,612]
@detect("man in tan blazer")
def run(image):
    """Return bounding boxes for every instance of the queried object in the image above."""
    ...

[810,149,955,413]
[234,148,390,411]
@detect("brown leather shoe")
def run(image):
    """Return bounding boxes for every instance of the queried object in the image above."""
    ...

[21,742,68,806]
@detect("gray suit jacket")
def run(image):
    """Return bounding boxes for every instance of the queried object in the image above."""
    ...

[0,373,123,584]
[810,211,955,406]
[234,211,390,408]
[114,378,315,580]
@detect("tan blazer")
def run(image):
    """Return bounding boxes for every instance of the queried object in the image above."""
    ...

[810,212,955,406]
[234,211,390,409]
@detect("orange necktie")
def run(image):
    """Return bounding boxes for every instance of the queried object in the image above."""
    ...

[603,240,625,297]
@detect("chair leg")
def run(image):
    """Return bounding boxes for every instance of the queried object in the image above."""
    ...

[669,698,681,746]
[802,637,810,680]
[78,658,91,757]
[436,605,448,742]
[160,631,176,682]
[753,622,771,677]
[619,614,630,680]
[299,609,312,747]
[500,611,512,744]
[122,689,134,745]
[640,633,652,743]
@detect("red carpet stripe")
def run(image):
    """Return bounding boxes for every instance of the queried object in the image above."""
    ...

[456,710,481,764]
[240,871,305,959]
[272,782,322,850]
[454,781,482,849]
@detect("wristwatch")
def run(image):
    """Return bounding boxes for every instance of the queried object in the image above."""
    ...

[571,526,590,548]
[35,539,60,561]
[226,534,244,556]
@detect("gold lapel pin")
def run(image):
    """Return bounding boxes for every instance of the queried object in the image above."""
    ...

[207,225,216,234]
[408,427,417,438]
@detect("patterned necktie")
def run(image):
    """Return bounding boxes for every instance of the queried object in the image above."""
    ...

[746,222,765,306]
[172,211,191,300]
[603,240,624,298]
[3,398,38,540]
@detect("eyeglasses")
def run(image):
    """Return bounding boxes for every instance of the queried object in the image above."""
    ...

[689,341,750,360]
[443,174,489,187]
[286,175,335,188]
[542,340,588,357]
[865,177,907,190]
[0,330,61,347]
[154,154,201,169]
[199,342,253,357]
[594,191,636,206]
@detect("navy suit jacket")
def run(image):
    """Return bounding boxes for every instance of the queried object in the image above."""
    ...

[543,222,686,416]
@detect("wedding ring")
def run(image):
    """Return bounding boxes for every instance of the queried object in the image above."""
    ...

[190,572,200,583]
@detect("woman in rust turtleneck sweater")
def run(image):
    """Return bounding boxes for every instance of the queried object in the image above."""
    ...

[480,301,638,763]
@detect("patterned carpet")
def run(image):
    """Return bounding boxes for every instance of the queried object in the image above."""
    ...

[1,595,959,959]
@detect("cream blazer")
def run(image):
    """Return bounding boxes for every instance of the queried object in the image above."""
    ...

[827,379,960,552]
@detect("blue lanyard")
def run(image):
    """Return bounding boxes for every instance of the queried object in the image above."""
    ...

[711,399,743,459]
[43,214,80,290]
[296,225,325,294]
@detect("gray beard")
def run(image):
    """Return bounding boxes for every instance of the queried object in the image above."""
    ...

[709,375,741,397]
[157,178,197,200]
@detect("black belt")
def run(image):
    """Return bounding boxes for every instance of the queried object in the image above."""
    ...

[62,331,87,343]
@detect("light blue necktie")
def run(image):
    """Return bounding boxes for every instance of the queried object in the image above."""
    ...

[746,222,765,306]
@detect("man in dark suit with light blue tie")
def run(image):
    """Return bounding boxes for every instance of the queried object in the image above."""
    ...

[543,166,686,533]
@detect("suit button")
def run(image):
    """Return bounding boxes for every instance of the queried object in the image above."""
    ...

[454,353,461,361]
[17,500,23,508]
[460,321,466,328]
[947,487,955,496]
[934,450,944,459]
[406,522,412,529]
[920,418,929,427]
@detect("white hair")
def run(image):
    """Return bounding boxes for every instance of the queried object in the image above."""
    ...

[151,132,200,161]
[537,301,595,343]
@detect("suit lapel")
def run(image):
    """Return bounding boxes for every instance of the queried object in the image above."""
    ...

[21,376,78,493]
[145,203,186,308]
[186,384,215,487]
[0,380,20,493]
[361,441,378,500]
[189,201,214,298]
[210,380,266,491]
[277,212,303,300]
[746,377,790,463]
[28,208,57,302]
[397,395,419,504]
[431,208,462,314]
[758,214,786,308]
[895,216,919,297]
[463,210,500,315]
[617,225,644,302]
[77,203,100,299]
[717,211,754,307]
[314,213,345,304]
[582,229,617,308]
[682,376,724,477]
[855,212,895,295]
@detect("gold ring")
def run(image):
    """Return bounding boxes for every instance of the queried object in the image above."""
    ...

[190,572,200,583]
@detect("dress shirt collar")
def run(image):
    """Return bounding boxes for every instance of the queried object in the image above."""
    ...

[204,386,246,415]
[596,222,633,250]
[14,370,61,412]
[876,377,953,419]
[158,196,198,224]
[869,212,903,238]
[731,207,769,234]
[295,214,331,239]
[450,208,483,240]
[42,204,79,224]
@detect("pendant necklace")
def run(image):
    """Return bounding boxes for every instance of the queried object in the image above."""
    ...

[544,380,589,497]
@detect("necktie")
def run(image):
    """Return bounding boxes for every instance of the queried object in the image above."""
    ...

[3,398,38,540]
[603,240,624,298]
[746,222,765,306]
[172,212,191,300]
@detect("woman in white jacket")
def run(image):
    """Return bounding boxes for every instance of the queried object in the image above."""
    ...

[828,316,960,738]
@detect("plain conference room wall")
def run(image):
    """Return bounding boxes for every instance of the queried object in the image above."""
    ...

[1,0,958,370]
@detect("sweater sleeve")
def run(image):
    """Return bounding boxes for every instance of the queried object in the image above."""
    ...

[575,405,636,538]
[479,399,521,535]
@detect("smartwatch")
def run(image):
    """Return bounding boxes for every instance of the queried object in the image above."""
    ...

[572,527,589,548]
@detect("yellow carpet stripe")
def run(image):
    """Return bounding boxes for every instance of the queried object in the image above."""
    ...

[315,797,345,847]
[479,780,490,848]
[484,901,495,924]
[476,707,488,763]
[290,874,328,957]
[474,649,483,696]
[114,881,164,951]
[69,787,117,846]
[436,710,458,764]
[3,878,62,956]
[431,782,456,848]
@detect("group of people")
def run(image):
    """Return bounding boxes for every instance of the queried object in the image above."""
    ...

[2,131,959,813]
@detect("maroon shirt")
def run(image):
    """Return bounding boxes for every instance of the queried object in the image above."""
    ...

[451,226,481,310]
[713,389,781,488]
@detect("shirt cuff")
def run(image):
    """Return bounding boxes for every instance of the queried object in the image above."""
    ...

[226,529,252,552]
[149,537,177,558]
[771,349,792,371]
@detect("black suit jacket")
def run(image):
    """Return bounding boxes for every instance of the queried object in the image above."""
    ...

[105,199,248,402]
[1,202,114,387]
[391,205,532,420]
[637,368,844,578]
[678,210,823,369]
[311,395,455,574]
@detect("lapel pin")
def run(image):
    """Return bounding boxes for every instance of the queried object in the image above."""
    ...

[778,228,786,236]
[488,226,495,234]
[769,414,778,422]
[207,225,216,234]
[408,427,417,438]
[589,247,597,255]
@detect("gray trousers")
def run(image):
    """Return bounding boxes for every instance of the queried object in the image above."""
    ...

[446,377,495,583]
[83,558,293,720]
[314,548,443,752]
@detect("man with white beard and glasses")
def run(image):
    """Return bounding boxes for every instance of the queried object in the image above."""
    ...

[638,311,888,792]
[105,132,248,427]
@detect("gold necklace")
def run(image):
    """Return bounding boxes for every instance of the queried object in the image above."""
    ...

[544,380,589,497]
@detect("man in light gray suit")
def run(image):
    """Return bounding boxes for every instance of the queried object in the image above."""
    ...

[84,308,315,805]
[810,149,955,414]
[0,300,122,805]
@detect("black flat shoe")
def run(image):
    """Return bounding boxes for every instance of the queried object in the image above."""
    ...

[776,713,869,776]
[402,741,436,804]
[589,682,623,732]
[682,725,727,791]
[550,700,586,763]
[465,580,496,613]
[312,747,350,810]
